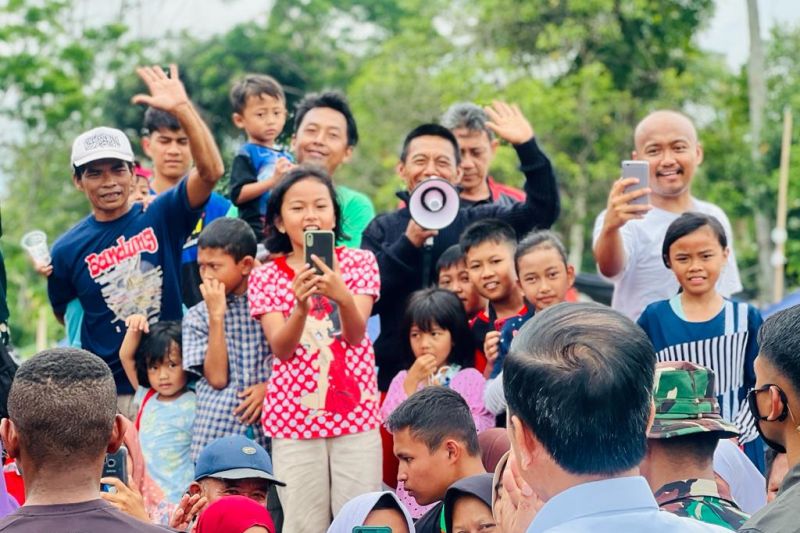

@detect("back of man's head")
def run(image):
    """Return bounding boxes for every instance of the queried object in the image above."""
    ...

[386,386,480,456]
[504,302,656,476]
[8,348,117,465]
[758,305,800,395]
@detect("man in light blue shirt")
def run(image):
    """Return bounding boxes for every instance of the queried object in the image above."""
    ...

[502,302,729,532]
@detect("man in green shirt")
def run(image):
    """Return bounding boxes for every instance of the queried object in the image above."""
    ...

[290,92,374,248]
[639,361,749,530]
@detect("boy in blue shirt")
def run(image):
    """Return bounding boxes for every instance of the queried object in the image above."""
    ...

[47,64,224,417]
[228,74,293,239]
[142,106,237,308]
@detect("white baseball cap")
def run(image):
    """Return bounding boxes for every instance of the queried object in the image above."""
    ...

[71,127,135,168]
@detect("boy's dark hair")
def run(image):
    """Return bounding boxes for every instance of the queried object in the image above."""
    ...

[265,165,346,253]
[459,219,517,255]
[758,305,800,395]
[662,211,727,268]
[294,91,359,147]
[436,244,465,275]
[198,218,257,262]
[142,107,181,134]
[399,123,461,165]
[504,302,656,475]
[8,348,116,464]
[135,321,183,389]
[655,432,721,468]
[515,230,568,271]
[73,160,134,180]
[401,288,474,369]
[386,386,480,456]
[230,74,286,114]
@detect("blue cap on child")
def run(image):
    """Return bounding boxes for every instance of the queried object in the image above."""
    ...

[194,435,285,486]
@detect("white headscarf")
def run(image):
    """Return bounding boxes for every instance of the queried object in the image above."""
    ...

[328,491,415,533]
[713,439,767,514]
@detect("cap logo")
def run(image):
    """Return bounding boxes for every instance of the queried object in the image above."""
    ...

[242,446,257,455]
[83,132,122,151]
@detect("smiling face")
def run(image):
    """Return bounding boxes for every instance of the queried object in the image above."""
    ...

[194,477,271,507]
[634,111,703,200]
[516,246,575,312]
[409,321,453,369]
[666,225,728,297]
[438,261,486,318]
[453,127,497,195]
[275,177,336,256]
[465,240,518,304]
[398,135,462,191]
[292,106,352,176]
[146,344,187,400]
[74,158,134,221]
[393,428,454,506]
[234,93,287,147]
[142,127,192,181]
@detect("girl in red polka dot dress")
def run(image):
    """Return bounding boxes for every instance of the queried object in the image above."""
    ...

[248,166,382,533]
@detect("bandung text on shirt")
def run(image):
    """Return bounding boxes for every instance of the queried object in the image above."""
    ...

[84,228,163,323]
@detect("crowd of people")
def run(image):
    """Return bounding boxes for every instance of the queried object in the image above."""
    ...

[0,62,796,533]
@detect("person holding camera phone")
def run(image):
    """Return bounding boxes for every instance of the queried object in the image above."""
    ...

[248,165,382,533]
[592,110,742,321]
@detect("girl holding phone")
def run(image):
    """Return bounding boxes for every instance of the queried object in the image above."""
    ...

[248,165,382,533]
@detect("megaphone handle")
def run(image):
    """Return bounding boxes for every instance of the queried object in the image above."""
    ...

[421,236,434,287]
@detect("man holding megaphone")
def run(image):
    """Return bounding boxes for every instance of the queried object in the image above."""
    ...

[362,101,560,391]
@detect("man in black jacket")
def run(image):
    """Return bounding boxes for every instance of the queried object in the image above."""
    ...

[362,101,559,391]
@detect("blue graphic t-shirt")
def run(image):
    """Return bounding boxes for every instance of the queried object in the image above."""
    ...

[229,142,293,237]
[48,179,202,394]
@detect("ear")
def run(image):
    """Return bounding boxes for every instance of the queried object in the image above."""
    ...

[232,113,246,130]
[396,161,411,191]
[1,419,20,460]
[631,150,638,160]
[453,165,464,186]
[106,414,126,454]
[566,264,576,287]
[645,400,656,434]
[141,136,152,158]
[341,145,354,165]
[443,438,462,466]
[489,137,500,156]
[722,247,730,261]
[769,387,786,420]
[239,256,255,276]
[290,134,298,153]
[73,174,84,192]
[275,215,286,234]
[188,481,202,497]
[695,142,704,166]
[508,414,537,471]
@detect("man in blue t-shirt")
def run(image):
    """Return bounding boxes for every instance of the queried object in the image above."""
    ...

[142,106,237,308]
[47,65,224,416]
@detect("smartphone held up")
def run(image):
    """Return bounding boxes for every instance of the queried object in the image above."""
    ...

[304,230,335,275]
[621,160,650,206]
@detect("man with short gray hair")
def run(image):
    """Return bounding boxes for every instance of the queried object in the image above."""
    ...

[441,102,527,207]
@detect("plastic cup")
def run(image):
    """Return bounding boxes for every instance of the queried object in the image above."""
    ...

[20,230,51,266]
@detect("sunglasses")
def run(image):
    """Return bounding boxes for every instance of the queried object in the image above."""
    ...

[747,384,789,422]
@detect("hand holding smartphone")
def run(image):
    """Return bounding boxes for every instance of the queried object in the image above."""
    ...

[304,230,335,275]
[621,160,650,206]
[101,446,128,493]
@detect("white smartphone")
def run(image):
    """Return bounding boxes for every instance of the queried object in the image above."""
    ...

[621,160,650,206]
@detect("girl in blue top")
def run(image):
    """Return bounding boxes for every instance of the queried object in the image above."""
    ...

[637,212,764,470]
[119,316,196,504]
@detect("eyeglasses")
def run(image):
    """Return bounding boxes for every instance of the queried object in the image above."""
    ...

[747,384,789,422]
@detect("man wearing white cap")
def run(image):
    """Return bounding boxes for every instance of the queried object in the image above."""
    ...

[47,65,224,417]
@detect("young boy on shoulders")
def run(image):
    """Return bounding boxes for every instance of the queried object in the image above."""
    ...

[460,219,527,376]
[182,218,272,462]
[228,74,294,239]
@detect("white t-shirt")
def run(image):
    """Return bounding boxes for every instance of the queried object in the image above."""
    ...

[592,198,742,321]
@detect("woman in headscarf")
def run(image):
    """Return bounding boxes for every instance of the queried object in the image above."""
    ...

[443,473,497,533]
[713,439,767,515]
[328,491,414,533]
[196,495,274,533]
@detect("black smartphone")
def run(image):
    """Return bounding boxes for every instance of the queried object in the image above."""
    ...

[304,230,335,275]
[101,446,128,492]
[621,160,650,206]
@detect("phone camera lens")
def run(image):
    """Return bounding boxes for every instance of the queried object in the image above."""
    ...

[106,459,116,468]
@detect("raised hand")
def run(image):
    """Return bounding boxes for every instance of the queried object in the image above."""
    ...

[602,177,652,231]
[131,64,190,113]
[403,354,438,396]
[291,263,320,312]
[199,278,228,321]
[485,101,535,145]
[125,314,150,335]
[310,254,349,305]
[169,493,208,531]
[483,331,501,378]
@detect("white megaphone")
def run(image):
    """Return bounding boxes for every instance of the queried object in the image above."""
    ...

[408,178,460,239]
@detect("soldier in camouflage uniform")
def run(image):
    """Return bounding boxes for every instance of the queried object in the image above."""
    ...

[641,361,750,530]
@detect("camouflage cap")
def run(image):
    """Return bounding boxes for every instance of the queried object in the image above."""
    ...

[648,361,739,439]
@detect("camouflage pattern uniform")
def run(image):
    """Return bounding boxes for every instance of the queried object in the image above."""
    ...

[655,478,749,530]
[649,362,748,530]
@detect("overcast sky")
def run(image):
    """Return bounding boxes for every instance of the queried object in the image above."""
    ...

[74,0,800,70]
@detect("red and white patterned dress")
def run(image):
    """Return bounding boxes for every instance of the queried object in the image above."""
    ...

[248,247,382,440]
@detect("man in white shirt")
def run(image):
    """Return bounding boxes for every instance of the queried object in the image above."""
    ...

[503,302,728,532]
[592,110,741,320]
